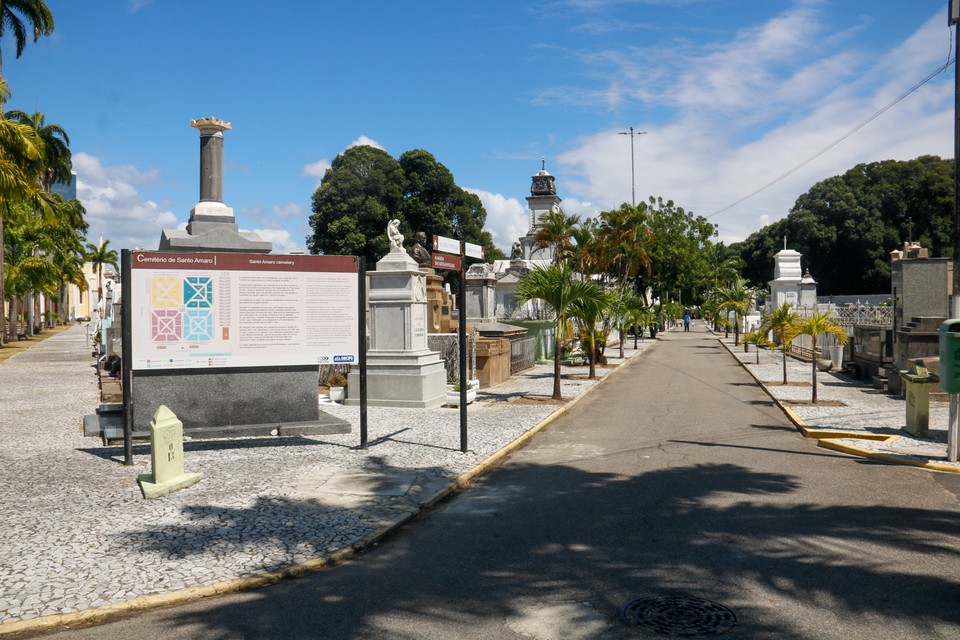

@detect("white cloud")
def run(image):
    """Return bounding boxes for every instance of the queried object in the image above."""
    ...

[302,159,331,188]
[349,135,385,151]
[249,228,303,254]
[466,188,528,253]
[554,10,952,244]
[73,152,179,251]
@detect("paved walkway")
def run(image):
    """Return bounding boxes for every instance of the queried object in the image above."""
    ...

[1,322,956,635]
[719,335,960,471]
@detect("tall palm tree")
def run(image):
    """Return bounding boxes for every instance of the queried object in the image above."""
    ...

[596,203,651,295]
[569,217,597,277]
[0,0,54,82]
[517,263,597,400]
[793,311,848,403]
[0,79,44,344]
[85,239,119,306]
[5,109,70,191]
[760,303,801,385]
[46,197,87,324]
[6,109,71,333]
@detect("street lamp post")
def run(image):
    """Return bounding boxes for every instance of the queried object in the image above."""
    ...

[619,127,646,207]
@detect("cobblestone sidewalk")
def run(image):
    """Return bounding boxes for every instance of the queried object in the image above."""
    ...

[0,324,656,632]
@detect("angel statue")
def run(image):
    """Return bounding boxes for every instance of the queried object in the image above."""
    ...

[387,218,404,252]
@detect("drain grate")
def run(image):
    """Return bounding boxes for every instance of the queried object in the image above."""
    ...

[618,595,737,637]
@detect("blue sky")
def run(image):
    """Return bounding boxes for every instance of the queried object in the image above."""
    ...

[2,0,953,255]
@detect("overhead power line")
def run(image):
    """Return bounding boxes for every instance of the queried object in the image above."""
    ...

[707,56,956,219]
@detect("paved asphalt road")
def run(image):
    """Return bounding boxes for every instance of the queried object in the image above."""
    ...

[37,326,960,639]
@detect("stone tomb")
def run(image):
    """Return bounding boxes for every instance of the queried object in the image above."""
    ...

[137,405,203,499]
[346,247,447,408]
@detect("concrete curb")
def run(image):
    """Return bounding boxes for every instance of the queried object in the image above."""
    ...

[0,343,652,637]
[718,338,960,475]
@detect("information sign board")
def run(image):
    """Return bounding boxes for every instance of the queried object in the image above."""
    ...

[129,251,359,371]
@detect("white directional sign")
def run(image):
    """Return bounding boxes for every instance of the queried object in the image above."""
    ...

[433,234,485,260]
[464,241,485,259]
[433,234,460,255]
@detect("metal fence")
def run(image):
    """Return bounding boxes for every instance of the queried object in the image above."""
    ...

[832,305,893,327]
[510,336,536,374]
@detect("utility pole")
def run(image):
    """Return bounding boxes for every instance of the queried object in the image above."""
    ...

[948,0,959,461]
[619,127,646,207]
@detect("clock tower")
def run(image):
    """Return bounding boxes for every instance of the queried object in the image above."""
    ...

[519,159,562,261]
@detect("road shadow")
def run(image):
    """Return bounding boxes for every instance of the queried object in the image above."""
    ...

[110,460,960,639]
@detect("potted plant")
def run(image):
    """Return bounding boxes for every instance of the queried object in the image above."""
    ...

[327,372,348,403]
[446,379,478,406]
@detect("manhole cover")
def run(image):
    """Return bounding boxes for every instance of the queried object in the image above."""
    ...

[618,595,737,637]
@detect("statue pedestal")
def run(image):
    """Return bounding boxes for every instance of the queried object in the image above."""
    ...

[346,250,446,408]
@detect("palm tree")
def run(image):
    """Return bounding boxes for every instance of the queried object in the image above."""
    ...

[46,197,87,325]
[743,329,773,364]
[517,263,598,400]
[0,79,44,343]
[85,239,119,306]
[713,276,751,345]
[760,303,801,385]
[534,208,580,264]
[5,109,70,191]
[792,311,848,403]
[3,205,55,337]
[570,285,614,379]
[596,203,651,295]
[610,290,642,358]
[0,0,54,83]
[6,109,72,333]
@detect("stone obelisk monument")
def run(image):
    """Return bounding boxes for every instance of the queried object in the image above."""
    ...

[159,117,271,252]
[134,117,349,439]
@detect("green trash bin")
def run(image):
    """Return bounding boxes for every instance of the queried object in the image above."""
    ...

[900,362,939,436]
[938,320,960,393]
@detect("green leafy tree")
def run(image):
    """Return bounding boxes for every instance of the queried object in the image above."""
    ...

[793,311,848,403]
[517,263,598,400]
[308,146,503,266]
[636,196,716,310]
[308,146,404,263]
[760,303,801,384]
[735,156,953,294]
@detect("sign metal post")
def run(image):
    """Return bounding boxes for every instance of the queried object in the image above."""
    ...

[432,235,485,452]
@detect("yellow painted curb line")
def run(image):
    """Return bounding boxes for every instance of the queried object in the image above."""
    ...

[0,345,652,637]
[717,339,960,475]
[816,439,960,472]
